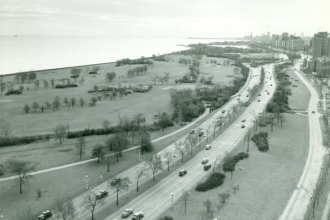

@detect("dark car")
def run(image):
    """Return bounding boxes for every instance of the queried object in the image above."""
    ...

[204,164,212,171]
[258,94,261,96]
[198,131,204,137]
[222,110,225,113]
[242,119,246,122]
[132,212,145,220]
[122,208,134,218]
[237,98,240,100]
[267,92,270,95]
[96,190,108,199]
[271,84,273,86]
[241,125,245,128]
[258,100,260,102]
[179,170,187,176]
[312,111,315,113]
[38,211,52,220]
[246,95,249,97]
[190,129,195,134]
[110,178,120,186]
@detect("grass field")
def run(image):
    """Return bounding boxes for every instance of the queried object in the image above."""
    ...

[0,103,244,219]
[0,55,237,136]
[286,69,311,110]
[160,113,309,220]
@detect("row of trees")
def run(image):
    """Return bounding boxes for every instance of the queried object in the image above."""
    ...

[126,65,148,78]
[14,71,37,84]
[151,72,170,85]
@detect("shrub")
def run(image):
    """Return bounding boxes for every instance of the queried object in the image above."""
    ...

[251,132,269,152]
[89,71,97,74]
[5,90,22,95]
[195,172,226,192]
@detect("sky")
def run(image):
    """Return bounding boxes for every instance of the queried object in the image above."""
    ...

[0,0,329,38]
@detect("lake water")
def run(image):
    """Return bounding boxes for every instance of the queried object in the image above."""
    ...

[0,36,240,75]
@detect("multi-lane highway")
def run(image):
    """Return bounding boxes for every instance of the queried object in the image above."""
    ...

[279,58,326,220]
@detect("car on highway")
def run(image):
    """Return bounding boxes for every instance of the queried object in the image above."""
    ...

[242,119,246,122]
[110,178,120,186]
[179,170,188,176]
[271,84,273,86]
[132,212,145,220]
[190,129,195,134]
[312,111,315,113]
[122,209,134,218]
[267,92,270,95]
[237,98,240,100]
[204,164,212,171]
[238,94,241,97]
[258,100,260,102]
[222,110,226,113]
[246,95,249,97]
[241,125,245,128]
[201,158,209,164]
[38,211,52,220]
[258,94,261,96]
[198,131,204,137]
[205,145,212,150]
[96,190,108,199]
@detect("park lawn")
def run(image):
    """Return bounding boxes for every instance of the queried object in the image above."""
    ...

[0,55,237,137]
[286,69,310,110]
[160,113,309,220]
[240,53,279,59]
[0,104,243,220]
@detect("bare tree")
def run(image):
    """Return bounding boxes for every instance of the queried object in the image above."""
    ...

[5,159,38,194]
[31,101,39,112]
[91,144,105,162]
[0,119,12,140]
[231,184,240,194]
[212,155,222,174]
[63,97,69,107]
[108,177,131,205]
[245,129,252,153]
[54,124,66,144]
[218,192,230,204]
[135,166,149,192]
[203,199,216,219]
[186,133,198,155]
[54,196,76,220]
[174,140,188,162]
[23,104,31,113]
[0,81,6,95]
[279,113,286,127]
[39,105,45,112]
[43,80,49,90]
[70,97,76,108]
[181,189,190,213]
[104,154,115,172]
[84,192,104,220]
[75,136,87,159]
[102,120,110,135]
[144,154,163,181]
[163,152,173,171]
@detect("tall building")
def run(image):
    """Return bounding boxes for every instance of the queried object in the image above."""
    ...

[312,32,329,58]
[282,32,289,41]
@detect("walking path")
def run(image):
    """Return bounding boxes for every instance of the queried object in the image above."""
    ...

[0,108,209,182]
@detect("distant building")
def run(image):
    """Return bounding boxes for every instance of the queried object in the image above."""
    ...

[272,33,303,51]
[308,56,330,75]
[311,32,329,58]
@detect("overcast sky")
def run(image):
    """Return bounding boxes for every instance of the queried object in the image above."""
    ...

[0,0,329,38]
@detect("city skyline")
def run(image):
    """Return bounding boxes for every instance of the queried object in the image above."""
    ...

[0,0,329,38]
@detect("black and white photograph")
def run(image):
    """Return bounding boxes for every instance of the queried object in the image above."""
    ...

[0,0,329,219]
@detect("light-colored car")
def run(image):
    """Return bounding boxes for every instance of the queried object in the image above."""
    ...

[201,158,209,164]
[122,208,134,218]
[205,145,212,150]
[132,212,145,220]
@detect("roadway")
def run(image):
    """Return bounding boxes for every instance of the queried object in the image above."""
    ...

[98,64,277,220]
[278,59,326,220]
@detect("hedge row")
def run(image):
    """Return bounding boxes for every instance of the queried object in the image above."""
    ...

[195,172,226,192]
[251,131,269,152]
[55,84,78,89]
[5,90,22,95]
[0,135,51,148]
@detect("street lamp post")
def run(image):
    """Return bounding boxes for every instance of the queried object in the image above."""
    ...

[139,150,141,162]
[86,175,88,190]
[172,132,175,142]
[171,193,174,207]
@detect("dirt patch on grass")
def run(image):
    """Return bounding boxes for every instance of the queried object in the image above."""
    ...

[160,114,309,220]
